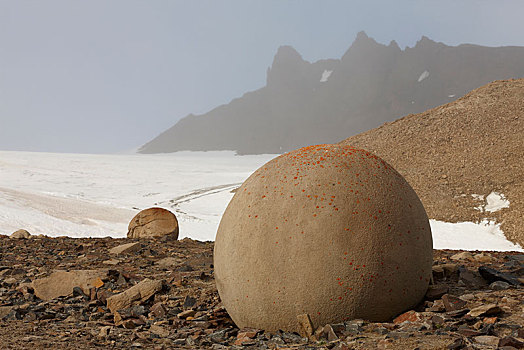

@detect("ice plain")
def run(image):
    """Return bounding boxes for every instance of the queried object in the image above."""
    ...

[0,150,521,251]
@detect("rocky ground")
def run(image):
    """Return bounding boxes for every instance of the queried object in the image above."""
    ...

[341,79,524,247]
[0,235,522,349]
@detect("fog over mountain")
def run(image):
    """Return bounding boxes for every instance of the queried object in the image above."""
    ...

[140,32,524,155]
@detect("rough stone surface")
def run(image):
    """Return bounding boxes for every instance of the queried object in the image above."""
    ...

[442,294,467,312]
[106,279,163,313]
[127,207,179,239]
[109,242,141,255]
[473,335,501,346]
[467,304,503,317]
[490,281,511,290]
[215,144,433,332]
[479,266,520,286]
[297,313,314,338]
[393,310,422,324]
[0,306,14,318]
[10,229,31,239]
[32,270,105,301]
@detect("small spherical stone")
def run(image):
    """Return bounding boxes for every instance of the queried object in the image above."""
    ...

[10,229,31,239]
[127,207,179,239]
[214,144,433,332]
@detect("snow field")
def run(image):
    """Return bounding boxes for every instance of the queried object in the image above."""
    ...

[0,150,521,251]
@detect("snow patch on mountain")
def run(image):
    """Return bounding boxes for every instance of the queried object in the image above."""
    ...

[320,69,333,82]
[418,70,429,82]
[473,192,510,213]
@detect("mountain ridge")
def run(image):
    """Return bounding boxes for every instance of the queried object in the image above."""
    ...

[139,32,524,155]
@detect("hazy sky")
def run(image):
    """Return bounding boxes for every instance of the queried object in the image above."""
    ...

[1,0,524,153]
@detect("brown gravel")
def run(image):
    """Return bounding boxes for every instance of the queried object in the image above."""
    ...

[0,235,523,349]
[340,79,524,247]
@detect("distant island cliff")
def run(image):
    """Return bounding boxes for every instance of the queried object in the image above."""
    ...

[139,31,524,155]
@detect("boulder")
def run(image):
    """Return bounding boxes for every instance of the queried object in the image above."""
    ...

[109,242,141,255]
[156,257,182,268]
[32,270,105,301]
[10,229,31,239]
[127,207,179,239]
[0,306,14,319]
[214,144,433,332]
[106,278,163,313]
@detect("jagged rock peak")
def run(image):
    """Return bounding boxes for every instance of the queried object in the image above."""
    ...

[341,31,383,60]
[355,30,369,40]
[389,40,401,50]
[267,45,308,86]
[272,45,304,66]
[415,35,437,47]
[353,31,378,45]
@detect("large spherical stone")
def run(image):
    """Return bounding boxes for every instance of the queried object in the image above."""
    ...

[214,144,432,332]
[127,207,179,239]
